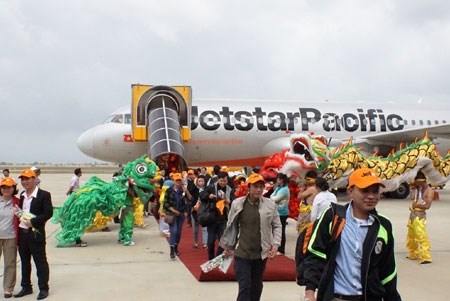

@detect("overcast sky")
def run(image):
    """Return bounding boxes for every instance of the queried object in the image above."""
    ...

[1,0,449,164]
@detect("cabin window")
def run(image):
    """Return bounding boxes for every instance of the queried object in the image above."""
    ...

[419,120,424,126]
[411,120,416,126]
[124,114,131,124]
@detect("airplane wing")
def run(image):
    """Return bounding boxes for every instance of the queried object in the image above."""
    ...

[345,124,450,146]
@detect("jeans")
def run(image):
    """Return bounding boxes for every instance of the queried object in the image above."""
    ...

[191,215,208,245]
[169,215,185,246]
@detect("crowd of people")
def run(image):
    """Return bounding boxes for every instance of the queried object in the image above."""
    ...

[5,162,438,300]
[151,164,404,301]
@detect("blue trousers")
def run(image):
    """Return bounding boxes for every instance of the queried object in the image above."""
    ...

[169,215,185,246]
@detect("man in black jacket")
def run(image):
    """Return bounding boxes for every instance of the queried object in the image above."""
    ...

[14,169,53,300]
[302,168,401,301]
[200,171,234,260]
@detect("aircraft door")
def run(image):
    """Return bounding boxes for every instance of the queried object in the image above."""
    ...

[148,98,187,171]
[131,84,191,172]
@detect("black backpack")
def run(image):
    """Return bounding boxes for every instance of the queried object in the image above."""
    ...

[295,203,346,286]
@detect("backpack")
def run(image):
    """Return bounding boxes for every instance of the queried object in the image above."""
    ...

[295,203,346,286]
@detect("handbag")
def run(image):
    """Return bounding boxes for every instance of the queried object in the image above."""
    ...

[197,202,216,227]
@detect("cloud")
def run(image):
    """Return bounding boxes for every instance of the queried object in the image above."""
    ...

[1,0,449,163]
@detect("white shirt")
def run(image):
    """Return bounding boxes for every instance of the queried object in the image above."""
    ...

[310,190,337,221]
[19,187,38,229]
[70,175,80,192]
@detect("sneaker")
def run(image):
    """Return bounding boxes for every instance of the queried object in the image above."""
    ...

[406,256,418,260]
[76,240,88,247]
[203,244,208,249]
[118,239,124,244]
[101,227,111,232]
[124,241,135,246]
[420,260,432,265]
[193,244,199,249]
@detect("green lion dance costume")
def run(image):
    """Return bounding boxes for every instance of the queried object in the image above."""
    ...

[52,156,157,247]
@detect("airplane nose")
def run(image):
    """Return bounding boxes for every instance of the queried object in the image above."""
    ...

[77,129,95,157]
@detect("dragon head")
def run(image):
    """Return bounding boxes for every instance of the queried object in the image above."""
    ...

[117,155,158,201]
[280,133,329,178]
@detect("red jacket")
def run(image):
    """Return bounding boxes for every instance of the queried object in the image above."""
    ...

[12,196,19,245]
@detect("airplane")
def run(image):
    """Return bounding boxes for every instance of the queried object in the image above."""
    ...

[77,97,450,171]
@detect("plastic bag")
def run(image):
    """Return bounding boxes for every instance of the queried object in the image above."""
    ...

[159,217,170,237]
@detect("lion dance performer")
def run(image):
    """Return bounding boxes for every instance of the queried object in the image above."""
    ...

[52,156,157,247]
[406,171,433,264]
[295,171,318,233]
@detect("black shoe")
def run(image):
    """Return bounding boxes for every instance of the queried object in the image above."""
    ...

[170,246,175,259]
[174,245,180,256]
[13,288,33,298]
[37,290,49,300]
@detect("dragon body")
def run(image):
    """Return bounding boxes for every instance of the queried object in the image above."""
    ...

[258,132,450,219]
[323,135,450,192]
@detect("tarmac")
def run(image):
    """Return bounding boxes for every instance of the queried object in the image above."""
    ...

[2,171,450,300]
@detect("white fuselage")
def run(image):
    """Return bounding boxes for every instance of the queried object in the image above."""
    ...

[77,100,450,165]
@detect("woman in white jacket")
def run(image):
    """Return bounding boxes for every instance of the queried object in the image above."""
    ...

[310,177,337,221]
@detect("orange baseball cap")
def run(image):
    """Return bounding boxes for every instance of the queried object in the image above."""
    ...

[19,169,37,179]
[0,177,16,187]
[246,173,266,184]
[348,168,385,189]
[172,173,183,181]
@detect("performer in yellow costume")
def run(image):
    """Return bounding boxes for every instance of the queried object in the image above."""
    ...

[296,172,318,234]
[406,171,433,264]
[133,197,145,227]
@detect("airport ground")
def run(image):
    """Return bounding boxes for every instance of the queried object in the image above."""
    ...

[2,169,450,300]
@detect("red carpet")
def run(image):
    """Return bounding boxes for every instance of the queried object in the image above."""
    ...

[175,219,296,282]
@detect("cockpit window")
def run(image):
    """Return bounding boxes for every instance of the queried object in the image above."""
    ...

[103,115,115,124]
[124,114,131,124]
[104,114,125,124]
[112,114,124,123]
